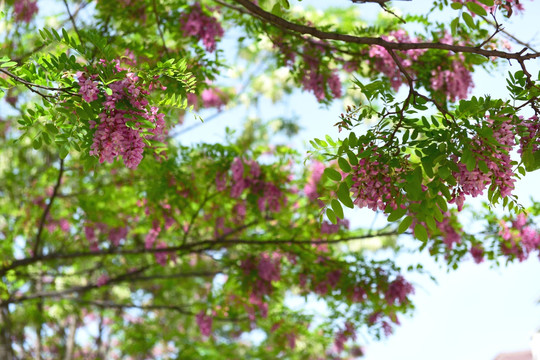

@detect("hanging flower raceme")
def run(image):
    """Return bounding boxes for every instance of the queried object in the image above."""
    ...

[350,146,407,211]
[450,117,516,211]
[76,60,166,169]
[179,3,224,52]
[368,30,426,91]
[430,55,474,102]
[13,0,38,23]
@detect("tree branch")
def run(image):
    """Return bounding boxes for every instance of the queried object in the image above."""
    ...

[231,0,540,61]
[33,159,65,257]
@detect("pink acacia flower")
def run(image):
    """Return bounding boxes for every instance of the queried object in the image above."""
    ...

[145,226,161,249]
[13,0,38,23]
[430,55,473,102]
[470,245,485,263]
[385,275,414,305]
[304,160,325,201]
[450,117,516,210]
[195,310,213,337]
[179,4,224,52]
[518,115,540,155]
[350,146,407,211]
[368,30,425,91]
[96,274,109,287]
[81,62,166,169]
[76,71,100,102]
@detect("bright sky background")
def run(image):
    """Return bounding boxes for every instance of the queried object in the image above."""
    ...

[177,1,540,359]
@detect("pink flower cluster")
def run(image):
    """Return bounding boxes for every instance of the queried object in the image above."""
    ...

[333,322,356,353]
[450,118,516,211]
[274,39,342,102]
[78,61,166,169]
[225,157,286,213]
[350,147,406,211]
[368,30,426,91]
[320,218,350,234]
[301,49,342,101]
[518,115,540,155]
[384,275,415,305]
[13,0,38,23]
[430,55,473,102]
[240,252,282,321]
[84,222,129,251]
[187,87,226,110]
[303,160,325,201]
[499,213,540,261]
[179,4,224,52]
[76,71,99,102]
[195,310,213,337]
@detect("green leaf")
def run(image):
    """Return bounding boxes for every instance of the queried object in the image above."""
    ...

[346,150,358,166]
[414,223,428,242]
[388,207,407,222]
[324,168,342,181]
[0,61,17,68]
[32,137,42,150]
[476,0,494,6]
[462,12,476,29]
[450,17,460,37]
[326,208,337,224]
[337,182,354,209]
[331,199,344,219]
[466,1,488,16]
[522,149,540,172]
[337,157,351,173]
[59,146,69,159]
[398,216,413,234]
[451,2,463,9]
[105,88,113,96]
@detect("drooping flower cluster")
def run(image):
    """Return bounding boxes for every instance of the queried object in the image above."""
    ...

[300,43,342,101]
[498,213,540,261]
[195,310,213,337]
[450,118,516,211]
[218,157,287,213]
[333,322,356,353]
[240,252,282,320]
[518,115,540,155]
[13,0,38,23]
[84,222,129,251]
[273,38,342,102]
[320,218,350,234]
[77,60,166,169]
[179,4,224,52]
[303,160,325,201]
[187,87,227,110]
[384,275,415,305]
[76,71,100,102]
[430,55,473,102]
[350,146,407,211]
[368,30,426,91]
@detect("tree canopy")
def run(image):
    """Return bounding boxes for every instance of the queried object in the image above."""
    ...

[1,0,540,359]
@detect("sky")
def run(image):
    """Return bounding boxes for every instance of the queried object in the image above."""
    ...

[176,1,540,359]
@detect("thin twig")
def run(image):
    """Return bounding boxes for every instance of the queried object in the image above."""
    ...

[152,0,170,56]
[62,0,83,44]
[33,159,65,257]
